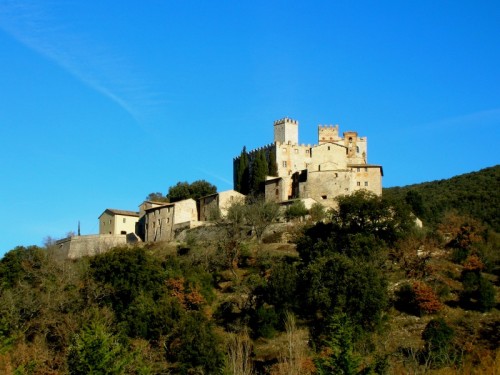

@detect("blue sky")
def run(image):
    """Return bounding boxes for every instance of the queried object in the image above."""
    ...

[1,1,499,256]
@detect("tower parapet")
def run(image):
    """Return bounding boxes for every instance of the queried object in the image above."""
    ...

[318,124,340,144]
[274,117,299,145]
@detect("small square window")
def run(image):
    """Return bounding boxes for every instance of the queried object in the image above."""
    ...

[365,181,368,186]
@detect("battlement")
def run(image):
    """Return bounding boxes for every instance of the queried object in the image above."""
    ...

[274,117,298,126]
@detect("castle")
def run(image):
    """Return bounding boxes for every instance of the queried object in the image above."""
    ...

[57,117,383,258]
[233,117,383,207]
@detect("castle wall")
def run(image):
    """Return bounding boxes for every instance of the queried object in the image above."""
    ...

[56,234,131,259]
[349,165,383,196]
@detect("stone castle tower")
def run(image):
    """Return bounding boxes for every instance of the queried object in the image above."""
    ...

[274,117,298,145]
[234,117,383,207]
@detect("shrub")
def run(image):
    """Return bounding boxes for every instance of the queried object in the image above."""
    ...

[422,318,456,368]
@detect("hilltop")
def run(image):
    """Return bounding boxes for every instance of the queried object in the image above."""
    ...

[0,168,498,374]
[384,165,500,231]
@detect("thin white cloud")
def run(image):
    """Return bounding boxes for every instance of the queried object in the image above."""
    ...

[0,0,166,124]
[197,168,234,188]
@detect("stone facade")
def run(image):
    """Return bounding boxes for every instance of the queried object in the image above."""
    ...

[198,190,245,221]
[98,209,139,235]
[144,203,175,242]
[235,117,383,208]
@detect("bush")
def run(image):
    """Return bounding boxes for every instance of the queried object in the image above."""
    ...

[394,281,442,316]
[422,318,456,368]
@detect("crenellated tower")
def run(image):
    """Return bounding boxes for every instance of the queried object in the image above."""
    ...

[274,117,298,145]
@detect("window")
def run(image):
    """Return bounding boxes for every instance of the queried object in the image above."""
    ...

[365,167,368,172]
[322,195,327,199]
[357,168,360,172]
[356,146,359,153]
[275,189,279,196]
[364,181,368,186]
[357,182,361,186]
[328,146,330,150]
[306,149,310,154]
[335,173,338,177]
[282,161,287,167]
[121,231,126,235]
[123,218,126,223]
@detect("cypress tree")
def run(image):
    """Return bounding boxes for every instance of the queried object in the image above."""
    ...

[236,147,250,195]
[250,150,268,195]
[268,147,278,177]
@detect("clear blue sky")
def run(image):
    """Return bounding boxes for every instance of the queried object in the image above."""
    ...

[1,1,499,256]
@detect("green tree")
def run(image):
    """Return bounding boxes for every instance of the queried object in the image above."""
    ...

[422,318,456,368]
[67,321,134,375]
[285,200,308,221]
[165,311,224,374]
[315,313,360,375]
[245,199,280,243]
[268,147,278,177]
[235,146,250,195]
[167,180,217,202]
[0,246,46,288]
[145,192,169,202]
[250,150,268,195]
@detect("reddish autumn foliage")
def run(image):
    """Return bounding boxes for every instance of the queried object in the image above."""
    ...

[412,281,443,315]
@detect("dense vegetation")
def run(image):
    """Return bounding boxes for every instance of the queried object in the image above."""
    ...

[1,168,499,374]
[383,165,500,231]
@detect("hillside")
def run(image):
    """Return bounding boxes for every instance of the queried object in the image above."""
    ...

[0,181,499,374]
[383,165,500,231]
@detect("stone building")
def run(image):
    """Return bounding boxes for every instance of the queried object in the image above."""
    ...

[234,117,383,208]
[198,190,245,221]
[98,209,140,235]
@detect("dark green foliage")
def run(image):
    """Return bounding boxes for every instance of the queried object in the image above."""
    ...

[251,305,279,339]
[0,246,46,288]
[90,247,165,314]
[404,190,426,218]
[235,146,250,194]
[315,313,360,375]
[285,200,308,220]
[300,253,388,337]
[145,191,169,202]
[266,262,299,313]
[384,165,500,231]
[422,318,456,368]
[461,269,496,312]
[250,150,269,195]
[268,147,278,177]
[165,311,224,374]
[167,180,217,202]
[333,191,414,246]
[67,321,133,375]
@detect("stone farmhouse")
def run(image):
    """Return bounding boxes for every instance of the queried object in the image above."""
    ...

[233,117,383,208]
